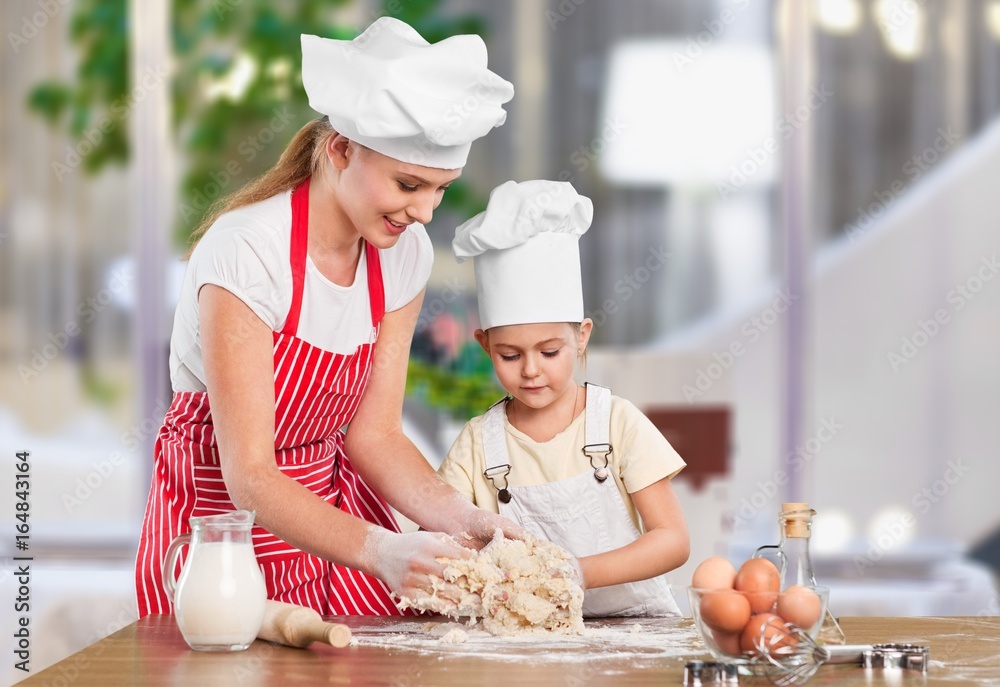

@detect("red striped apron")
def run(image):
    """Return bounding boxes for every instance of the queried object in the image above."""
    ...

[135,178,407,618]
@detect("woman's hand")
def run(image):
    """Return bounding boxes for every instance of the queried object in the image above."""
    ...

[366,528,472,601]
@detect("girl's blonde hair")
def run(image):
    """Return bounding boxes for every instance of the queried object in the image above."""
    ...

[571,322,588,365]
[183,117,335,259]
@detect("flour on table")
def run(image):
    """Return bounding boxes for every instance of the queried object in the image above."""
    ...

[397,529,584,636]
[439,627,468,644]
[424,621,479,643]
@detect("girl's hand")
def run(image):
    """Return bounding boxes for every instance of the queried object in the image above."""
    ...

[448,508,529,550]
[555,554,587,591]
[367,529,472,600]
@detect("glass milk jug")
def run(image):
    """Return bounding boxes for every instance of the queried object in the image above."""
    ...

[754,502,846,645]
[163,510,267,651]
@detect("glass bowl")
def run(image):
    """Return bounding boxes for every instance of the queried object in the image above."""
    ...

[688,585,830,662]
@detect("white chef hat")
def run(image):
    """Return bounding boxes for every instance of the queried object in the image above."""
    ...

[300,18,514,169]
[453,180,594,330]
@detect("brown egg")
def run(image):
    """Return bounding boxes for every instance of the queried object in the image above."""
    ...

[734,558,780,613]
[691,557,737,590]
[740,613,796,656]
[711,629,744,657]
[777,585,823,630]
[700,590,752,633]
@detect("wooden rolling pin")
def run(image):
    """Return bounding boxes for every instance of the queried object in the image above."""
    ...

[258,600,352,648]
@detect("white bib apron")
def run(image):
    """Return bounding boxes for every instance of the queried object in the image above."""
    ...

[482,383,681,617]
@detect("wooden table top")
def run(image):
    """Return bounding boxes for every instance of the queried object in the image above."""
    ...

[15,615,1000,686]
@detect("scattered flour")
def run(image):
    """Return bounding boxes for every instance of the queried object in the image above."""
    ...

[439,627,468,644]
[347,617,705,665]
[424,621,476,644]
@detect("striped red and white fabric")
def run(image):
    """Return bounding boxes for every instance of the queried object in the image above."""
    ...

[135,178,409,618]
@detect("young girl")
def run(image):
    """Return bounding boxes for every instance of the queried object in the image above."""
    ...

[438,180,690,617]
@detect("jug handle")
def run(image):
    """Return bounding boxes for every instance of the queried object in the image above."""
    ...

[753,544,785,576]
[163,533,191,604]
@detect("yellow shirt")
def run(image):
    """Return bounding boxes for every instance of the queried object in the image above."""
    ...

[438,394,686,532]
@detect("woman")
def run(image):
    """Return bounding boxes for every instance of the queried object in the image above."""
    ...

[136,17,519,617]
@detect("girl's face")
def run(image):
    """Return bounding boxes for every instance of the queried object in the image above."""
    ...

[476,321,594,411]
[330,137,462,249]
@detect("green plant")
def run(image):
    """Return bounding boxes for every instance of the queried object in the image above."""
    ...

[27,0,128,174]
[28,0,489,248]
[26,0,494,417]
[406,341,503,422]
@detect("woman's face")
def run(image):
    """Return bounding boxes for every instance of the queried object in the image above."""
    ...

[332,138,463,249]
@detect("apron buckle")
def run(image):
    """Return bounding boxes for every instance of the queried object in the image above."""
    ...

[582,443,613,483]
[484,464,513,503]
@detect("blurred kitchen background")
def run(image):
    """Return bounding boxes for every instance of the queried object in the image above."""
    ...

[2,0,1000,679]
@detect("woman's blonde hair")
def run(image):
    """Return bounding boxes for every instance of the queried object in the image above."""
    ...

[183,116,335,259]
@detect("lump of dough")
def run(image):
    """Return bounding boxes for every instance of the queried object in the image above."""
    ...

[439,627,468,644]
[397,529,584,636]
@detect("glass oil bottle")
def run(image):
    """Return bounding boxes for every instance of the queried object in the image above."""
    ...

[754,502,846,645]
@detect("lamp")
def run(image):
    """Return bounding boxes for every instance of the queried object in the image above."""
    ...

[814,0,863,35]
[987,0,1000,42]
[597,41,775,329]
[873,0,927,61]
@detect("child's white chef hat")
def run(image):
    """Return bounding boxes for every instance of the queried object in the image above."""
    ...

[453,180,594,330]
[301,18,514,169]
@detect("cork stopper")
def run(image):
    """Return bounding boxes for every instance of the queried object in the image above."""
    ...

[781,502,815,538]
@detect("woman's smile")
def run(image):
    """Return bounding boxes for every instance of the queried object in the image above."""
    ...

[383,216,409,235]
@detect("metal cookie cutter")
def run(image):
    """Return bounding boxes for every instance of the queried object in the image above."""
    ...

[683,661,739,686]
[831,643,930,673]
[861,642,930,675]
[746,619,931,685]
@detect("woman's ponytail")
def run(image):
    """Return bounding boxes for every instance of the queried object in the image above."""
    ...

[183,117,335,258]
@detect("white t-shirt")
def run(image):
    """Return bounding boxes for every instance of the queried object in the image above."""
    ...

[169,190,433,392]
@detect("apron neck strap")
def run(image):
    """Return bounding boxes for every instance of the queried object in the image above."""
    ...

[481,398,512,503]
[282,178,311,337]
[482,397,510,473]
[481,384,615,495]
[364,241,385,327]
[282,178,386,336]
[582,383,613,482]
[584,383,611,447]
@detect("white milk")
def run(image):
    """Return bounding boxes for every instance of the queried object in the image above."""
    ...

[174,541,266,649]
